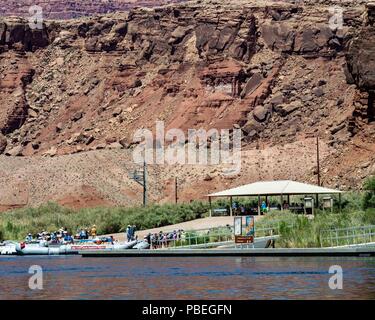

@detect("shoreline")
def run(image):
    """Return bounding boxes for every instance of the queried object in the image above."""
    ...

[80,247,375,258]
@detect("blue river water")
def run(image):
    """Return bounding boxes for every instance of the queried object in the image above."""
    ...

[0,256,374,299]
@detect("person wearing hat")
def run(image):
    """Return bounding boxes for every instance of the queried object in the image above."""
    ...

[131,225,136,240]
[126,225,132,242]
[90,225,97,239]
[64,232,73,243]
[57,229,63,241]
[25,233,33,242]
[79,229,86,240]
[84,228,89,239]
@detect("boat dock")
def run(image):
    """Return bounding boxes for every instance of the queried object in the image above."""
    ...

[80,247,375,257]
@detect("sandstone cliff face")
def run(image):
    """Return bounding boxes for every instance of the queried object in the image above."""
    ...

[0,0,374,210]
[347,27,375,90]
[0,0,185,19]
[346,3,375,91]
[345,3,375,134]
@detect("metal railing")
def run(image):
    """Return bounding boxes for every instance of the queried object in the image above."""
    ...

[150,228,233,249]
[253,220,295,237]
[320,225,375,248]
[149,225,281,250]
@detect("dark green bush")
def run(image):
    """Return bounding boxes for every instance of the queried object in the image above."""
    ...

[0,201,210,240]
[363,176,375,210]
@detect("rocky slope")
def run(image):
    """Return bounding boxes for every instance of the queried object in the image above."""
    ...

[0,0,375,211]
[0,0,185,19]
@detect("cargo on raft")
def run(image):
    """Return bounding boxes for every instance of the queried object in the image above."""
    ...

[0,239,149,256]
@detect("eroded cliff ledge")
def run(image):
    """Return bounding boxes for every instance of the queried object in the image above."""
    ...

[0,0,374,209]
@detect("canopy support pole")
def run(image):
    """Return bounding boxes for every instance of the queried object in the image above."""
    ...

[209,196,212,217]
[280,194,284,211]
[257,195,261,215]
[229,196,233,216]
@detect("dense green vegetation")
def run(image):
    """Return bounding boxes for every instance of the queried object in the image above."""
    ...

[1,177,374,246]
[255,209,375,248]
[0,201,210,241]
[363,176,375,210]
[254,177,375,247]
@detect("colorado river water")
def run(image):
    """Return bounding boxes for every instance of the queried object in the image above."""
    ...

[0,256,374,299]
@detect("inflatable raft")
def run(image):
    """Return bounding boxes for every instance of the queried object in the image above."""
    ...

[14,240,138,255]
[132,240,150,250]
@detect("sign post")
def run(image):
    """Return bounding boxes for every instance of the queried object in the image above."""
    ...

[304,197,314,215]
[234,217,242,236]
[234,216,255,248]
[322,197,333,213]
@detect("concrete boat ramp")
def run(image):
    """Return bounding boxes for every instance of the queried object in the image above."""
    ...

[80,247,375,258]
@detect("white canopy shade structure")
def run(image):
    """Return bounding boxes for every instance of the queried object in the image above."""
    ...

[207,180,343,216]
[208,180,342,197]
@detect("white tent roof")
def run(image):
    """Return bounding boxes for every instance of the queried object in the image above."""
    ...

[208,180,342,197]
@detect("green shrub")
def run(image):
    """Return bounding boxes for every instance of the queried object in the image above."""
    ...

[363,176,375,210]
[0,201,210,240]
[335,192,362,212]
[363,208,375,224]
[254,209,375,248]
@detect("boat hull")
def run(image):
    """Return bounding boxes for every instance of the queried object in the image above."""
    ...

[14,240,138,255]
[133,241,150,250]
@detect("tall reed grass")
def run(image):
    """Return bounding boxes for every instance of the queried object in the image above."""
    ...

[256,209,375,248]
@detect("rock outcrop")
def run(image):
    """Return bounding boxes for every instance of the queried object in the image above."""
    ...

[0,0,185,19]
[346,3,375,91]
[0,0,374,210]
[0,133,7,154]
[345,3,375,131]
[0,17,49,52]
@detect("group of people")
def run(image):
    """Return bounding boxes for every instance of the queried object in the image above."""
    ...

[144,230,183,249]
[232,201,270,215]
[231,200,306,215]
[24,225,189,249]
[76,225,97,239]
[25,228,74,244]
[282,201,305,212]
[231,202,248,215]
[25,225,99,244]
